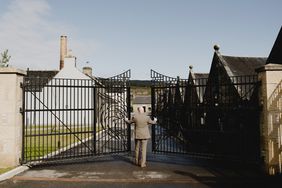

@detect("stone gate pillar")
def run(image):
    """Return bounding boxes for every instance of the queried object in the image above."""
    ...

[256,63,282,175]
[0,67,26,168]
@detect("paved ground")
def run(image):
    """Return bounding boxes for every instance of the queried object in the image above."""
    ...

[1,130,281,188]
[0,152,281,188]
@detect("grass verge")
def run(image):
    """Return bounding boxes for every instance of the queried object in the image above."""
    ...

[0,167,15,175]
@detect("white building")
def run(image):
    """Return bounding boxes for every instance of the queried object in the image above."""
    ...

[25,36,129,130]
[25,55,94,127]
[132,95,151,114]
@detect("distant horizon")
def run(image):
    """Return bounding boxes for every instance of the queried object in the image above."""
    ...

[0,0,281,79]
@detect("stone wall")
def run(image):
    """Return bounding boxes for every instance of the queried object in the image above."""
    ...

[0,67,26,168]
[257,64,282,175]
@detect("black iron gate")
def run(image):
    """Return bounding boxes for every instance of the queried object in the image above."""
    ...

[21,70,131,164]
[151,69,261,162]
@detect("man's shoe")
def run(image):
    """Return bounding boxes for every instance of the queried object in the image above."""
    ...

[135,160,141,166]
[140,164,146,168]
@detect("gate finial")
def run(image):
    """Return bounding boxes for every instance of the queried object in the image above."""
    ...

[189,65,193,72]
[214,44,220,51]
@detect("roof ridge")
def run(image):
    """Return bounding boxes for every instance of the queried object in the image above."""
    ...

[221,54,267,59]
[194,73,209,75]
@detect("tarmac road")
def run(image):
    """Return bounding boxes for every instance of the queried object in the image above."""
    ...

[1,153,281,188]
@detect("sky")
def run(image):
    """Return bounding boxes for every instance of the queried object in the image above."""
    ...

[0,0,281,80]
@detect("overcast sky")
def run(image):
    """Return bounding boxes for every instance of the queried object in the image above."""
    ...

[0,0,281,79]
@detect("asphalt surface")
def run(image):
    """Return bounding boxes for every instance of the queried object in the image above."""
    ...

[1,130,281,188]
[1,152,281,188]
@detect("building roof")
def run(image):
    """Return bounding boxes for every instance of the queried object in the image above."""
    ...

[25,70,59,91]
[266,27,282,64]
[132,96,151,104]
[206,49,266,101]
[192,73,209,79]
[191,73,209,85]
[188,72,209,102]
[26,70,59,79]
[218,53,266,76]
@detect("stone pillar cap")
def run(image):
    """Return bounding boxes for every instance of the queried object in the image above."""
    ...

[256,63,282,73]
[0,67,26,76]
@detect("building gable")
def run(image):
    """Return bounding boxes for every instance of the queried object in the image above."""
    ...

[266,27,282,64]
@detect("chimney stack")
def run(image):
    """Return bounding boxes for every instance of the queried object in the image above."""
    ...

[83,66,92,76]
[60,36,67,70]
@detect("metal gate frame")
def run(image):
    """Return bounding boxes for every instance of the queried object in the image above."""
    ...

[150,69,261,162]
[21,70,131,164]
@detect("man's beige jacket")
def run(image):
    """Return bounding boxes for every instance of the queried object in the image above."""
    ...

[127,114,157,139]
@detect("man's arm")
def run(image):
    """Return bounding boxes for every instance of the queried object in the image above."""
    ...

[125,117,134,124]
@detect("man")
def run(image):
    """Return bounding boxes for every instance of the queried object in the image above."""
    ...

[125,107,157,167]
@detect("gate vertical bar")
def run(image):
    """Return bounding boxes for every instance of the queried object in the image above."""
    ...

[151,86,156,152]
[93,83,97,155]
[127,86,131,152]
[21,81,25,164]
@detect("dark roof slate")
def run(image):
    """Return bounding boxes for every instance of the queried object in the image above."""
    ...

[207,52,266,100]
[25,70,59,92]
[191,72,209,87]
[192,73,209,79]
[219,54,266,76]
[26,70,59,79]
[266,27,282,64]
[188,72,209,102]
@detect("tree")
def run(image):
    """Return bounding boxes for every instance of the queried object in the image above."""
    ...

[0,49,11,67]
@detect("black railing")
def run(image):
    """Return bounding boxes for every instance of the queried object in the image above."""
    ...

[151,70,261,162]
[94,70,131,155]
[22,70,131,164]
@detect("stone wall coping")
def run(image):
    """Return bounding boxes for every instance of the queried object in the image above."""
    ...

[256,63,282,73]
[0,67,26,76]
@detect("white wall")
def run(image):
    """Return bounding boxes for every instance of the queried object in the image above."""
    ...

[25,79,94,127]
[25,57,129,128]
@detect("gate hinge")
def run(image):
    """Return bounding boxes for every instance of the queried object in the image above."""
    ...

[20,107,23,113]
[20,82,24,88]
